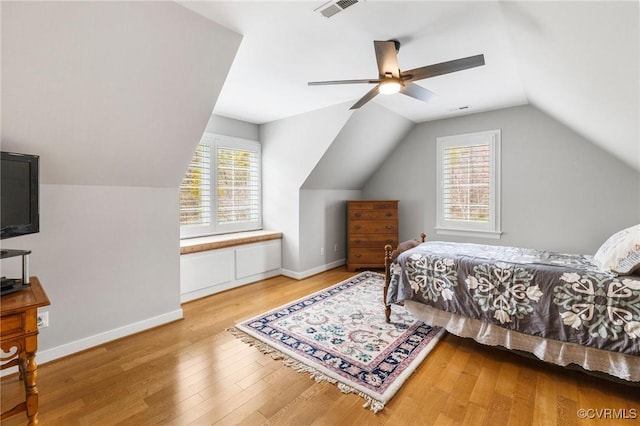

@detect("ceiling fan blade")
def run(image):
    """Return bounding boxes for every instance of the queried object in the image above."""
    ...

[400,82,436,102]
[308,79,379,86]
[374,40,400,78]
[350,85,380,109]
[403,54,485,81]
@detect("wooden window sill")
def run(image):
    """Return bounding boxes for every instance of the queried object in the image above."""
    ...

[180,230,282,255]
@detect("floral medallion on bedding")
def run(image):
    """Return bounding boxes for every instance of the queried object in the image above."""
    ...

[465,262,543,324]
[554,272,640,340]
[405,253,458,302]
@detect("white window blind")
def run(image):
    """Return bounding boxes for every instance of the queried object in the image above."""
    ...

[216,146,260,226]
[179,144,211,226]
[436,129,501,238]
[180,134,261,238]
[442,143,490,223]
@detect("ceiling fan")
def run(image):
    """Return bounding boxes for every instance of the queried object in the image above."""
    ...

[308,40,485,110]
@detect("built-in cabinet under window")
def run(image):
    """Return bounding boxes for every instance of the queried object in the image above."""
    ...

[180,231,282,303]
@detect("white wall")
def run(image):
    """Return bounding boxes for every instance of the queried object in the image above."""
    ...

[205,114,260,142]
[1,1,241,363]
[2,185,182,362]
[363,105,640,254]
[260,104,353,273]
[298,189,361,275]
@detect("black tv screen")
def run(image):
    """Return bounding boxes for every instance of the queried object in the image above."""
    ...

[1,151,39,239]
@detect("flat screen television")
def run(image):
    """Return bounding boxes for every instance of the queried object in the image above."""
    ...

[1,151,40,239]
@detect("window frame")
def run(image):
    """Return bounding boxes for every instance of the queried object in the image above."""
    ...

[435,129,501,239]
[180,133,262,239]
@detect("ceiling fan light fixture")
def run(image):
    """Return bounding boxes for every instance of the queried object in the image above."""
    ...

[379,79,402,95]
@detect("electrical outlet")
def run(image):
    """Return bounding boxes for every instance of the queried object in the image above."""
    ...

[37,311,49,328]
[334,243,338,252]
[320,247,324,256]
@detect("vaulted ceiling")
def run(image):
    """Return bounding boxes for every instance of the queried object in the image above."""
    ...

[179,0,639,172]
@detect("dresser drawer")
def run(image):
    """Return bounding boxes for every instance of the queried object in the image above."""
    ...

[348,248,387,264]
[349,210,397,221]
[348,201,398,211]
[0,313,24,338]
[349,235,397,248]
[349,222,397,234]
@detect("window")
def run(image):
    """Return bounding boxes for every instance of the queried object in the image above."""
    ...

[180,134,261,238]
[436,129,501,238]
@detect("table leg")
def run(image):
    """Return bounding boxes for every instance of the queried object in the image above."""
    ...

[21,351,39,425]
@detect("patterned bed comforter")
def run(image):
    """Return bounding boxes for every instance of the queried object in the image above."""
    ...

[387,241,640,355]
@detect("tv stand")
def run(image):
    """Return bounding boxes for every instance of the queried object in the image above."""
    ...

[0,249,31,296]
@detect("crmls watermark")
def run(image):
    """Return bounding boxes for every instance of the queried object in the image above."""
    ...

[577,408,637,420]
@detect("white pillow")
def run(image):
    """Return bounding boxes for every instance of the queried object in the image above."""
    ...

[593,224,640,275]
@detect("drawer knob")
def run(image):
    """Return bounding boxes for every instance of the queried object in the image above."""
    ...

[385,212,392,217]
[385,225,393,230]
[355,225,361,231]
[354,212,362,218]
[354,239,361,244]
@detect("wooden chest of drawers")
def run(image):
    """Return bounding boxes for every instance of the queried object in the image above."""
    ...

[347,200,398,272]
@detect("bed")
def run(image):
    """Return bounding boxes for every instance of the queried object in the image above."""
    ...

[383,225,640,383]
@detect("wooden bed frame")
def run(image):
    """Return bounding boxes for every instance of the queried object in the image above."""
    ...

[383,233,426,323]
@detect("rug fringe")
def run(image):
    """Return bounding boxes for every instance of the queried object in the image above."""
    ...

[227,326,385,413]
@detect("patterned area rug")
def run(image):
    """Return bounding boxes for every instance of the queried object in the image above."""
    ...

[228,271,444,413]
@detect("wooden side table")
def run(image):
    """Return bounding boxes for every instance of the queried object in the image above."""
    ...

[1,277,50,425]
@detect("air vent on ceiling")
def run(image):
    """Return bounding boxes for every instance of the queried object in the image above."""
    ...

[315,0,360,18]
[449,105,472,112]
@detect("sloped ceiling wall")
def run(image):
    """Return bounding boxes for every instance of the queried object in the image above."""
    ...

[1,1,242,187]
[501,0,639,172]
[302,103,414,190]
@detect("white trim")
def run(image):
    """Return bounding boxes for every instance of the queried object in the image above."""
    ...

[434,227,502,239]
[281,259,346,280]
[436,129,501,238]
[1,309,183,377]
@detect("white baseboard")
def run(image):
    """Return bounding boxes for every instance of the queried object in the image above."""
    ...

[1,309,183,377]
[281,259,345,280]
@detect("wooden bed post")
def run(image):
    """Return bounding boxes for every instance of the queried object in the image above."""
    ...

[384,244,393,323]
[384,233,426,323]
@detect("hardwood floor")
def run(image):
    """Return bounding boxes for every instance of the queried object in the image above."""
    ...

[2,267,638,425]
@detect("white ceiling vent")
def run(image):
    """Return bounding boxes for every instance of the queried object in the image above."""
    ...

[448,105,472,112]
[315,0,361,18]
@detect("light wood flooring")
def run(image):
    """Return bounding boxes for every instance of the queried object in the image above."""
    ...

[2,267,639,425]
